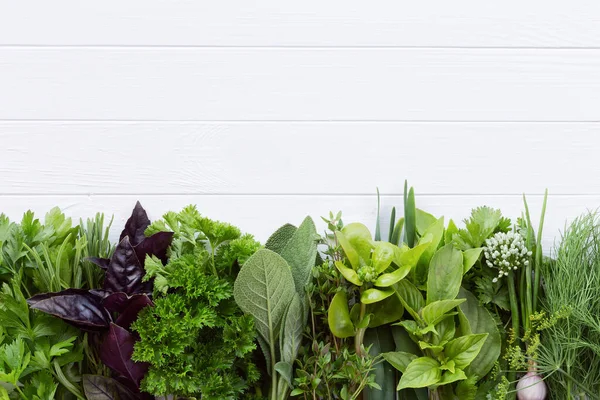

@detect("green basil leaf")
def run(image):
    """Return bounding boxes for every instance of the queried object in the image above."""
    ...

[432,317,455,346]
[396,234,433,269]
[394,320,420,337]
[382,351,417,373]
[439,369,467,385]
[445,333,488,369]
[457,288,502,379]
[415,217,445,284]
[361,287,395,304]
[462,248,483,275]
[394,279,424,321]
[445,219,459,246]
[421,299,465,326]
[327,291,355,338]
[368,295,404,328]
[426,244,463,304]
[418,341,444,355]
[415,209,437,236]
[397,357,441,390]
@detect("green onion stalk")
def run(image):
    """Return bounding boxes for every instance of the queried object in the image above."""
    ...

[483,190,548,400]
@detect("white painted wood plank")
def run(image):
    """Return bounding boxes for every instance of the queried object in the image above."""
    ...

[1,122,597,195]
[0,194,591,252]
[2,48,600,121]
[1,1,600,48]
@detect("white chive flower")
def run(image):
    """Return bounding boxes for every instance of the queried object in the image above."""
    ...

[483,231,532,282]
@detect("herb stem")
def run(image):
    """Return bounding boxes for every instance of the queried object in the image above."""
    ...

[507,271,520,399]
[532,189,548,312]
[355,300,367,357]
[270,337,278,400]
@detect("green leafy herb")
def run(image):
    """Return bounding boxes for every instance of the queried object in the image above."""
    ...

[132,205,261,399]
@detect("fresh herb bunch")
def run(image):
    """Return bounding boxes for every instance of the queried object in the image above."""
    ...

[0,208,113,400]
[27,202,174,399]
[292,212,380,400]
[536,211,600,399]
[234,216,319,400]
[131,205,262,399]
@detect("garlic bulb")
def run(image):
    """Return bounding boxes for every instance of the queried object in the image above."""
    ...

[516,371,547,400]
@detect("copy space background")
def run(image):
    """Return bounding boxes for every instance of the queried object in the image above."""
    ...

[1,1,599,251]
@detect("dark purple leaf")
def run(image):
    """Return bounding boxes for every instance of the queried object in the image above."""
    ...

[104,237,145,295]
[27,289,111,331]
[101,292,131,313]
[120,202,151,246]
[82,375,139,400]
[134,231,174,265]
[89,289,112,299]
[87,257,110,270]
[115,294,153,330]
[101,323,149,388]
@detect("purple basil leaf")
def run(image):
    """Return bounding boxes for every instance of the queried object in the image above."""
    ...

[87,257,110,270]
[101,292,131,313]
[120,201,151,246]
[104,237,145,295]
[115,294,153,330]
[134,231,174,265]
[28,289,111,331]
[82,375,139,400]
[89,289,112,300]
[101,323,149,388]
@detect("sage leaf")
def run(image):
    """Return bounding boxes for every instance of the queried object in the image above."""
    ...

[274,361,293,386]
[234,249,295,359]
[265,223,297,254]
[426,244,463,304]
[397,357,441,390]
[281,293,305,364]
[279,217,318,295]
